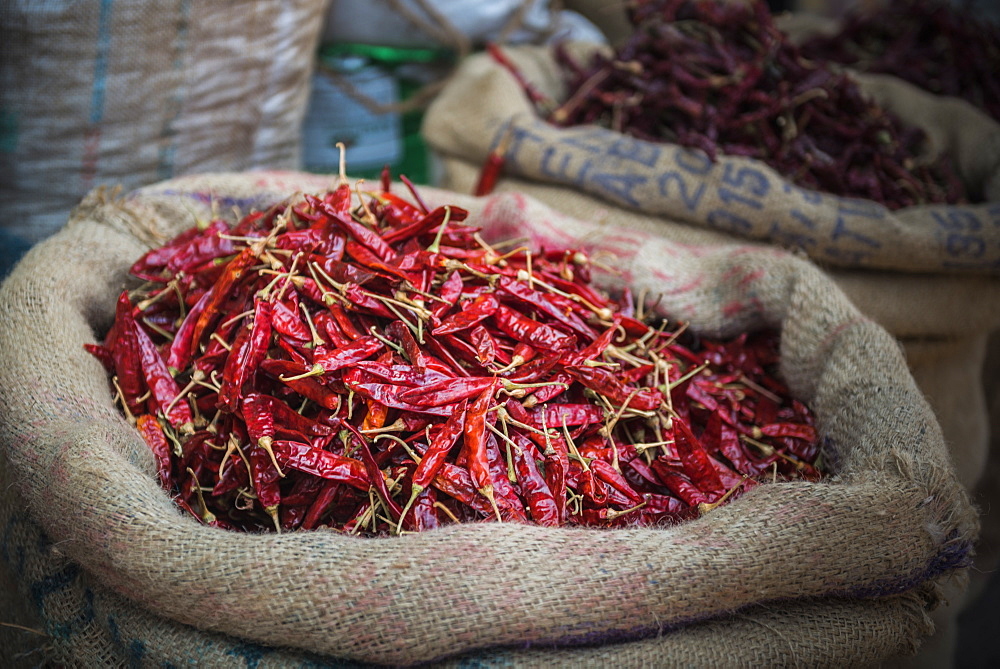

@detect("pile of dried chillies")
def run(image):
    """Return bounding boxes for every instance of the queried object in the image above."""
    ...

[487,0,966,209]
[798,0,1000,123]
[87,167,822,535]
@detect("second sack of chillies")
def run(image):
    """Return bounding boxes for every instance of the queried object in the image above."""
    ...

[422,0,1000,275]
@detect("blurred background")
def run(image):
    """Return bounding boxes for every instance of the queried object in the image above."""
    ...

[1,0,998,666]
[5,0,997,280]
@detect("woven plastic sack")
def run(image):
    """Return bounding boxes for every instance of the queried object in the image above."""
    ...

[0,171,977,666]
[0,0,326,250]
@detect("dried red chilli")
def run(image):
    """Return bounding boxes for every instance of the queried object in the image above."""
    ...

[486,0,968,209]
[798,0,1000,123]
[135,414,173,488]
[109,291,145,418]
[89,161,824,536]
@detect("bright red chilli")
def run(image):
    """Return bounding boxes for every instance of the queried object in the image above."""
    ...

[88,164,823,535]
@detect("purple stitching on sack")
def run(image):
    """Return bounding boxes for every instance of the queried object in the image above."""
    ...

[157,190,280,215]
[430,535,976,663]
[842,534,974,600]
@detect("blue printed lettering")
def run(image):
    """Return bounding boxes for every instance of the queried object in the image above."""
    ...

[539,146,584,183]
[831,218,881,247]
[831,202,882,248]
[790,210,817,230]
[707,209,752,234]
[108,614,122,645]
[768,222,816,250]
[674,147,714,176]
[988,202,1000,225]
[128,639,147,668]
[931,209,983,231]
[560,125,615,154]
[658,171,706,212]
[946,233,986,258]
[717,187,764,210]
[588,170,647,207]
[501,123,546,174]
[104,613,146,667]
[782,182,823,205]
[721,164,770,197]
[837,198,885,220]
[31,562,80,610]
[82,588,95,626]
[609,136,661,168]
[227,641,272,669]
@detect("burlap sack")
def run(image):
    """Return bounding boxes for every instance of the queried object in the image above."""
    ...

[0,453,949,667]
[0,0,326,249]
[0,171,978,665]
